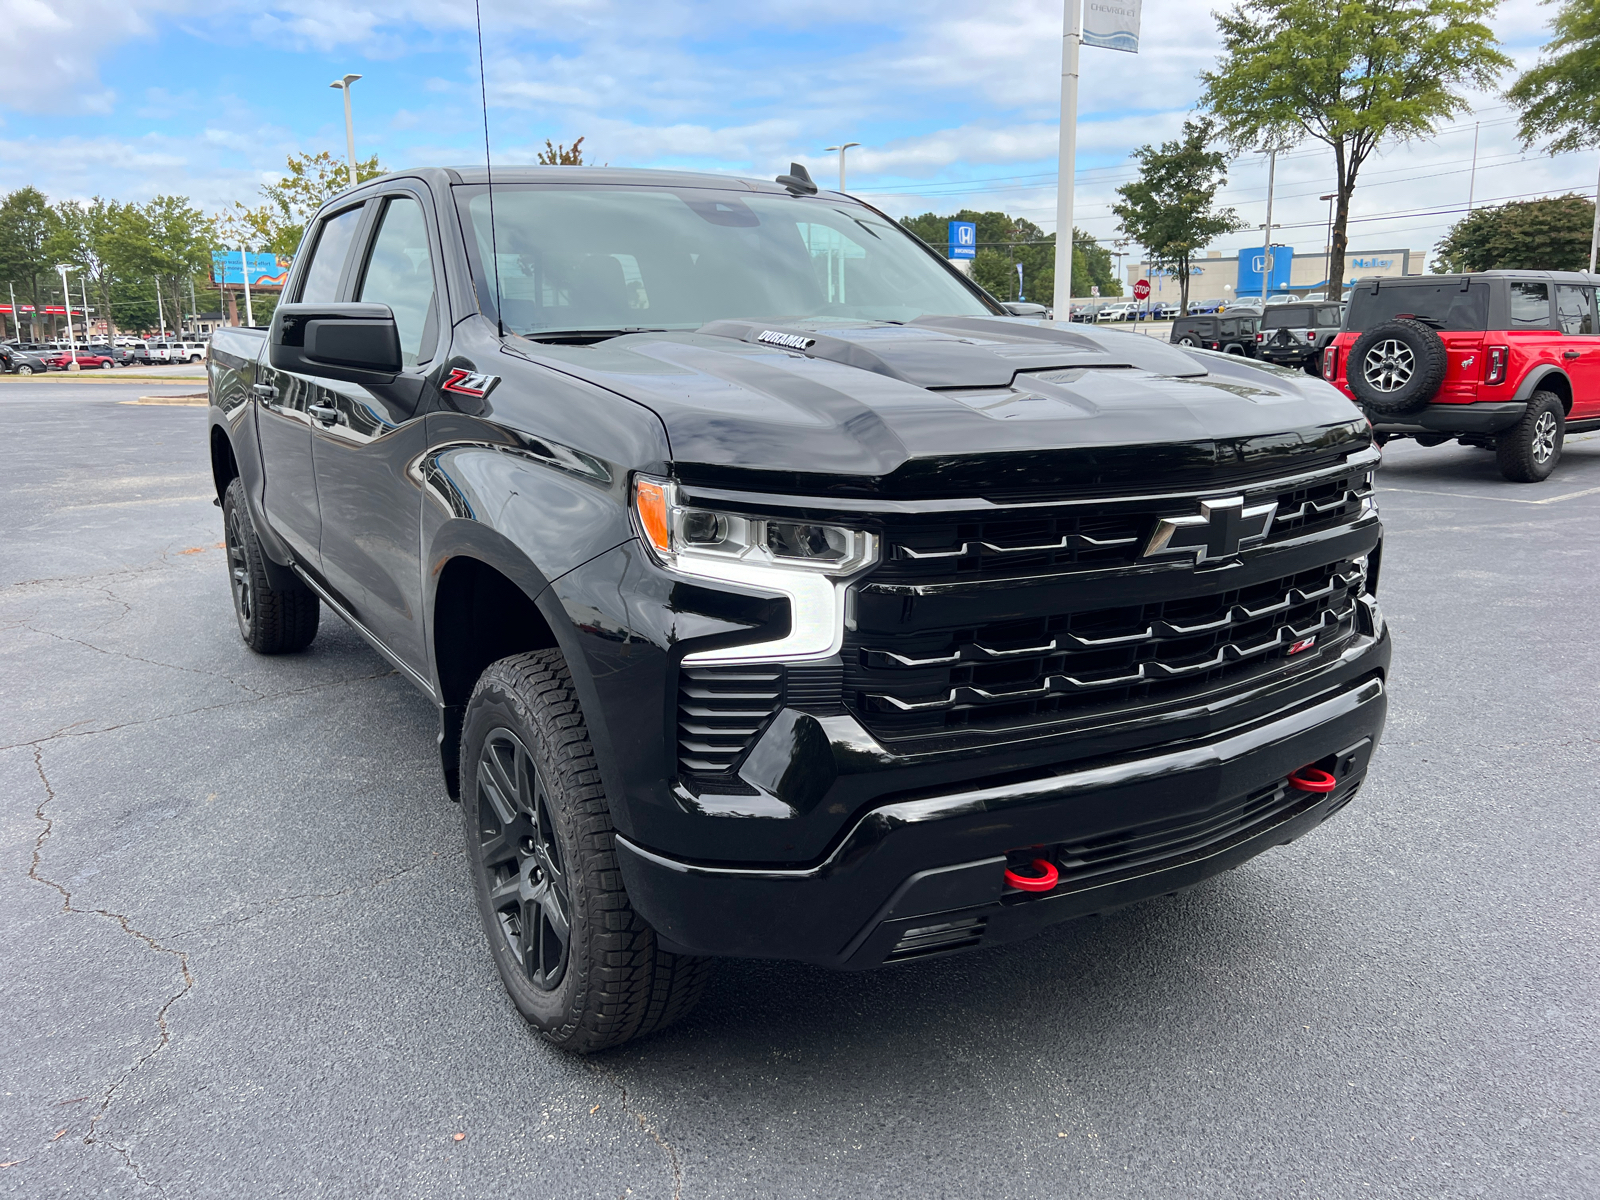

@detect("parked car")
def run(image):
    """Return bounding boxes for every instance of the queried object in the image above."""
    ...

[1,345,52,375]
[44,349,119,370]
[1096,302,1137,322]
[1258,302,1347,374]
[1324,270,1600,481]
[207,164,1388,1052]
[1170,313,1260,356]
[122,341,154,364]
[1263,294,1301,306]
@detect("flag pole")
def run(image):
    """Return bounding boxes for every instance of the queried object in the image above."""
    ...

[1052,0,1081,320]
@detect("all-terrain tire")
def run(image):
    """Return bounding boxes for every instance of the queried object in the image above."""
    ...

[1347,318,1450,416]
[1496,390,1565,483]
[462,650,712,1053]
[222,477,319,653]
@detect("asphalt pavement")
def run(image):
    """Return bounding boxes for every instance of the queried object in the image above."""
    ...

[2,376,1596,1199]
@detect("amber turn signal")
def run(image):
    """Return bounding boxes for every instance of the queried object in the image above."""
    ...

[633,477,671,556]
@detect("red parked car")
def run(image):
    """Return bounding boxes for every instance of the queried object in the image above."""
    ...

[1324,270,1600,481]
[44,350,118,371]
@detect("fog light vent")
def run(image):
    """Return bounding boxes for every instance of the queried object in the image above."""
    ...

[885,916,987,962]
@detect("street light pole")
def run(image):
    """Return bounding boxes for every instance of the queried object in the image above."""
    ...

[330,74,363,188]
[240,246,255,328]
[1260,149,1277,306]
[80,273,92,343]
[1320,193,1338,301]
[1052,0,1082,320]
[822,142,860,192]
[56,264,79,370]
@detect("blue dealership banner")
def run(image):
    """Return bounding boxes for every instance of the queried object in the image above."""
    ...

[1236,246,1295,296]
[948,221,976,260]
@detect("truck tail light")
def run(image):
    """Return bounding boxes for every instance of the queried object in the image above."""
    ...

[1255,331,1264,342]
[1322,346,1339,381]
[1485,345,1509,386]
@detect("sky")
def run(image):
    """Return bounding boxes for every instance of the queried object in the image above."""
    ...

[0,0,1591,271]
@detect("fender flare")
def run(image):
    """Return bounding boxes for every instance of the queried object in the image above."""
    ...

[1513,364,1573,408]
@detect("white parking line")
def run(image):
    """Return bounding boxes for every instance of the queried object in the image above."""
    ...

[1378,483,1600,505]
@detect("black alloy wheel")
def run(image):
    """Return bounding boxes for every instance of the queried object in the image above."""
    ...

[461,650,712,1052]
[221,477,319,653]
[474,728,572,991]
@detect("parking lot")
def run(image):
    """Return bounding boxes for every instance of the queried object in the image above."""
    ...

[2,375,1596,1198]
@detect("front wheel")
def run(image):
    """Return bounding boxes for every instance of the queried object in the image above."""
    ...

[1497,391,1564,483]
[222,477,319,652]
[463,650,711,1053]
[100,360,115,370]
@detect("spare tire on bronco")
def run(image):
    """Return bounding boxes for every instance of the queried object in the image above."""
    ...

[1346,318,1449,416]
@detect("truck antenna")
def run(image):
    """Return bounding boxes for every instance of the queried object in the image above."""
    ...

[474,0,504,338]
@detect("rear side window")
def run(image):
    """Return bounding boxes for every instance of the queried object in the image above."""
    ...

[1316,306,1342,326]
[1509,281,1552,328]
[1219,319,1237,338]
[1347,282,1488,332]
[298,206,365,304]
[1556,284,1593,335]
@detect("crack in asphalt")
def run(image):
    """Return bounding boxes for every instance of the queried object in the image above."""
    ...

[165,850,461,940]
[589,1064,684,1200]
[26,745,194,1195]
[0,669,401,755]
[19,622,269,699]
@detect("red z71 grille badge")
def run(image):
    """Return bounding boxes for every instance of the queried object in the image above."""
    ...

[1288,636,1318,655]
[442,368,498,398]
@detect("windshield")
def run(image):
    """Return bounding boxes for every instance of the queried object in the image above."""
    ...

[456,184,995,334]
[1347,281,1489,332]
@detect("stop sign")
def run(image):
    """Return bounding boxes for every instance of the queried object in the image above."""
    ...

[1132,279,1151,300]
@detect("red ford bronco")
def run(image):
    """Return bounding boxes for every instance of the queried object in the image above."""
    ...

[1324,270,1600,481]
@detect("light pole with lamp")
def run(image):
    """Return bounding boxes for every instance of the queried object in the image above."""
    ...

[822,142,860,192]
[1320,193,1338,301]
[56,264,80,370]
[239,245,255,328]
[330,74,363,188]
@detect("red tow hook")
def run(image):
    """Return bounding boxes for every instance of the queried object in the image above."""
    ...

[1287,766,1338,794]
[1004,858,1059,892]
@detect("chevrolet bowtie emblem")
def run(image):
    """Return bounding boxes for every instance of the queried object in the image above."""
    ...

[1143,496,1278,562]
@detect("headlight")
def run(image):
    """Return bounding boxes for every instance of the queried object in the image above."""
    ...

[632,475,878,664]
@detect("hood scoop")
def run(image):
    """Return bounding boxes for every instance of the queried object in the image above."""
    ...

[697,315,1204,388]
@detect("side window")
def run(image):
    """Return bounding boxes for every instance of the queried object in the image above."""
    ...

[1317,306,1341,326]
[1556,284,1594,335]
[1220,319,1236,338]
[356,196,439,366]
[1509,281,1552,329]
[297,206,365,304]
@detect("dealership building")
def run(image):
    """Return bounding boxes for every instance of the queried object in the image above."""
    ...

[1122,247,1427,305]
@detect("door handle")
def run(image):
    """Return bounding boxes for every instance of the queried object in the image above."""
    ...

[1563,349,1581,359]
[308,402,339,425]
[251,382,276,401]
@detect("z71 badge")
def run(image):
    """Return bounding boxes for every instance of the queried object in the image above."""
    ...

[442,368,499,398]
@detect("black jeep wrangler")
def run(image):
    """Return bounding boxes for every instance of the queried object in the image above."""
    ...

[1170,313,1260,357]
[1259,302,1346,374]
[205,165,1390,1052]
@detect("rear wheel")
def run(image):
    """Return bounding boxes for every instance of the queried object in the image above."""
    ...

[1177,335,1198,347]
[15,364,33,376]
[222,477,319,652]
[100,360,114,370]
[1497,391,1564,483]
[463,650,712,1053]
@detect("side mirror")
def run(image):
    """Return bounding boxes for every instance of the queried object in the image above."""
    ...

[270,302,402,383]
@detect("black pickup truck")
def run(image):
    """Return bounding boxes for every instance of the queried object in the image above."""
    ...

[207,165,1390,1052]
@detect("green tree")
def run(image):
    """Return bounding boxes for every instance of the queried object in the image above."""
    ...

[1507,0,1600,153]
[46,198,147,340]
[1111,118,1243,315]
[537,137,587,165]
[0,187,58,339]
[1433,193,1596,271]
[222,150,384,258]
[1201,0,1510,298]
[898,212,1120,305]
[140,196,215,336]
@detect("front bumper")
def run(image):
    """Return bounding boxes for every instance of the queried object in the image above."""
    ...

[616,671,1387,968]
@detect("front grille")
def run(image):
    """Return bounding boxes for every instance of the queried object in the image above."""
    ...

[873,461,1372,583]
[676,666,783,774]
[847,559,1363,740]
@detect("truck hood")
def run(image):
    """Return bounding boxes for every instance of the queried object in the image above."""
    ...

[511,316,1369,498]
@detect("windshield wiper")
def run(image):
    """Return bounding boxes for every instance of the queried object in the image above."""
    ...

[520,327,674,344]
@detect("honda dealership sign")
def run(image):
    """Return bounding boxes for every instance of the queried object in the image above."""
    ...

[1083,0,1141,52]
